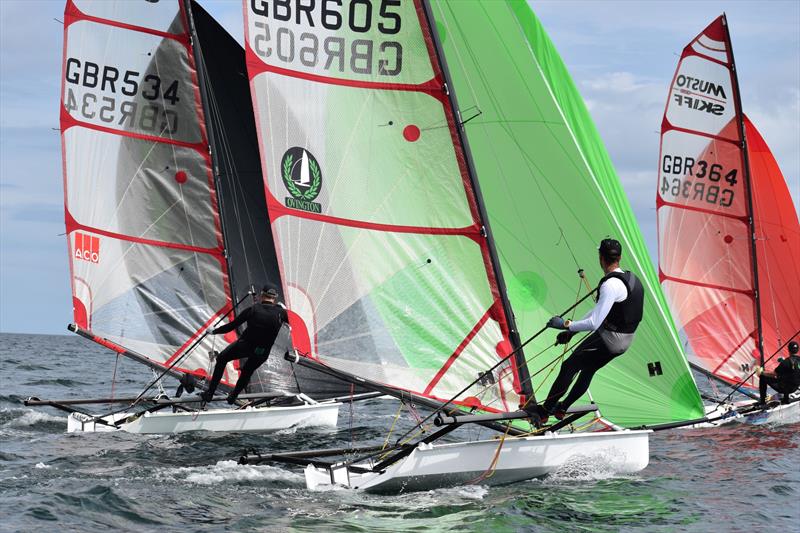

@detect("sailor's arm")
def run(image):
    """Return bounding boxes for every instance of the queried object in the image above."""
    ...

[567,279,626,332]
[212,306,251,335]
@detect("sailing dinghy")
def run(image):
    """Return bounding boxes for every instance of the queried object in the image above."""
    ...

[657,14,800,426]
[24,0,348,434]
[237,0,706,492]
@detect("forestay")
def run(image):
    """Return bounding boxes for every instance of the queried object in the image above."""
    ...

[61,0,236,384]
[657,15,800,388]
[430,0,704,427]
[243,0,528,412]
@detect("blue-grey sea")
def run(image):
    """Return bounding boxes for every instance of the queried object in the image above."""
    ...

[1,332,798,532]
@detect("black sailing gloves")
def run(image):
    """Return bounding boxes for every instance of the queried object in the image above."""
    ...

[547,316,568,330]
[555,331,576,345]
[547,316,575,345]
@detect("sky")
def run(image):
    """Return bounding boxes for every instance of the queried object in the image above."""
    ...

[0,0,798,335]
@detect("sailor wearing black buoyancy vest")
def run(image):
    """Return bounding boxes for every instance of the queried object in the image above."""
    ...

[201,286,288,404]
[538,239,644,422]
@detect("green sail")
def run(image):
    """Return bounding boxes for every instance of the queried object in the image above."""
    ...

[431,0,703,426]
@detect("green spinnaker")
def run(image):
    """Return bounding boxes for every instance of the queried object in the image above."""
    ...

[431,0,704,426]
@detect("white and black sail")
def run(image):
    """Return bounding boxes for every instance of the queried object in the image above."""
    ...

[61,0,343,396]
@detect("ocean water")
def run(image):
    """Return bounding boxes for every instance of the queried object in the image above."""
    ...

[1,332,798,532]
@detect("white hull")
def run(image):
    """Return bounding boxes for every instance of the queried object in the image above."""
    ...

[67,402,339,434]
[685,397,800,429]
[306,429,650,493]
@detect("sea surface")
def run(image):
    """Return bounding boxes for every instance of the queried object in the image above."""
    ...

[1,332,798,532]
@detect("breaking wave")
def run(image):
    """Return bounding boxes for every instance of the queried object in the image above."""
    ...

[1,407,65,428]
[156,460,304,486]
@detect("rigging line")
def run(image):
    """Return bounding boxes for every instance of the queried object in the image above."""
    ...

[487,331,592,415]
[199,61,261,281]
[199,64,247,285]
[110,352,121,401]
[438,2,585,279]
[391,289,598,445]
[714,328,800,408]
[381,401,405,451]
[508,8,684,361]
[435,4,545,274]
[522,276,584,409]
[467,423,510,485]
[349,383,355,448]
[129,289,255,407]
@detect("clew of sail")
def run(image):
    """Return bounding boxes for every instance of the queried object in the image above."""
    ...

[657,15,799,390]
[428,1,704,427]
[243,0,529,412]
[61,0,237,385]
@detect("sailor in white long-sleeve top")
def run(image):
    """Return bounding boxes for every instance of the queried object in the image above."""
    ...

[535,239,645,424]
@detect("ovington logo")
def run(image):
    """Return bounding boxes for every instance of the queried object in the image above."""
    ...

[281,147,322,214]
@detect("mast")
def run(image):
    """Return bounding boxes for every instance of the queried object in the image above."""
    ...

[183,0,239,305]
[721,13,766,403]
[420,0,533,403]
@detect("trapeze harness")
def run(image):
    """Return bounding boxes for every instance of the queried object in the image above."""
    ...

[542,271,644,412]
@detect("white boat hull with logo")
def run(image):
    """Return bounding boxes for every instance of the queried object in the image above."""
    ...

[305,429,650,493]
[67,401,340,434]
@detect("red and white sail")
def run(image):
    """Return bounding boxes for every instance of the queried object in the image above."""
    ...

[243,0,527,411]
[657,15,800,387]
[61,0,237,383]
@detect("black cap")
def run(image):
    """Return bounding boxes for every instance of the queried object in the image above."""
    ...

[598,238,622,260]
[789,341,799,355]
[261,286,278,297]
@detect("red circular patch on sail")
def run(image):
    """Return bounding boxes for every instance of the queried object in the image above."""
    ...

[723,235,734,244]
[223,331,238,344]
[460,396,483,409]
[496,339,512,358]
[403,125,421,142]
[175,171,188,184]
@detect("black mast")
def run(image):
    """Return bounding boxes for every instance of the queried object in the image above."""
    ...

[419,0,534,402]
[721,14,766,403]
[183,0,240,304]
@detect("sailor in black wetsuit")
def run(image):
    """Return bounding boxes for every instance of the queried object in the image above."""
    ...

[757,341,800,404]
[201,286,288,403]
[536,239,644,423]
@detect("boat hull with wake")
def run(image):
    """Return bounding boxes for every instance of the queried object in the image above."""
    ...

[67,402,339,434]
[26,392,342,434]
[305,430,650,493]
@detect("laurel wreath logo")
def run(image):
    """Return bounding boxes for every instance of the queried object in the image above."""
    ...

[282,152,322,202]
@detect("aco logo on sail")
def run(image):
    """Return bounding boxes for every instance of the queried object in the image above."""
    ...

[281,147,323,213]
[74,232,100,264]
